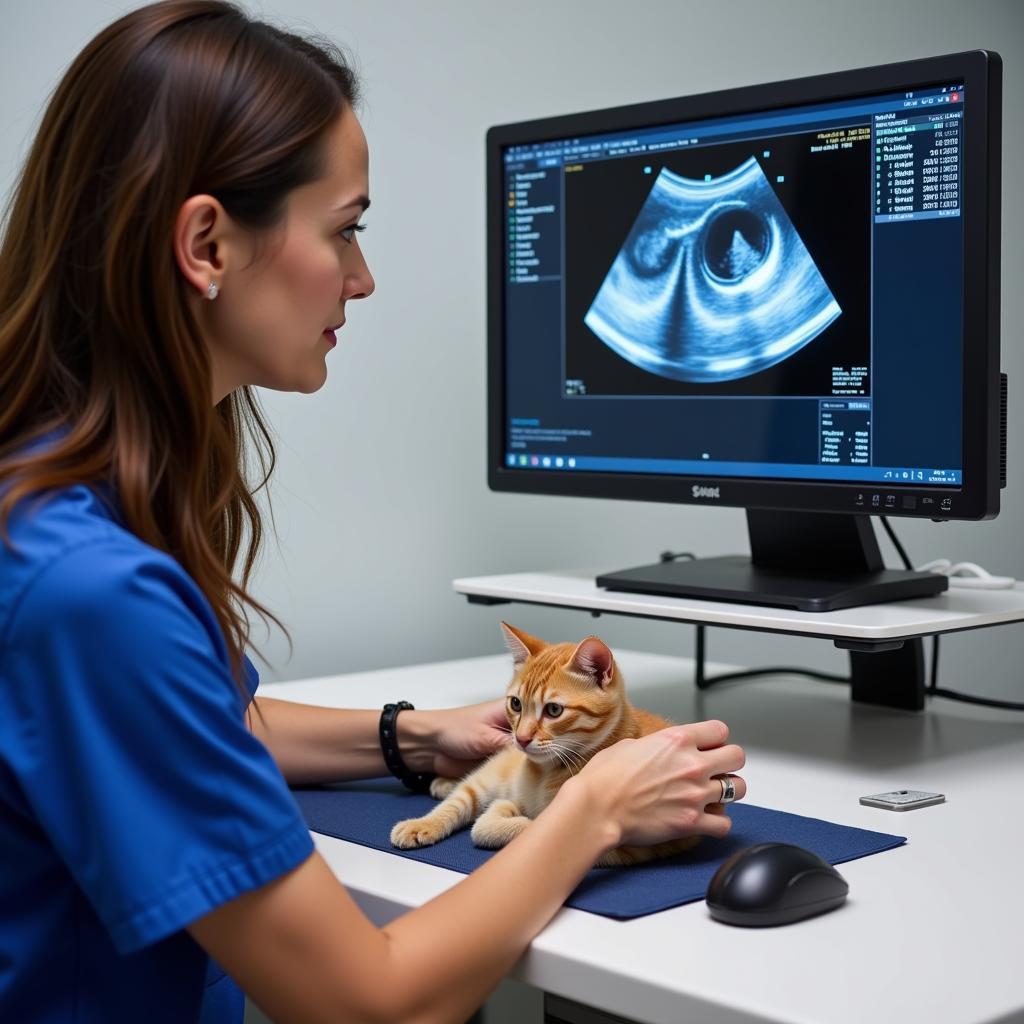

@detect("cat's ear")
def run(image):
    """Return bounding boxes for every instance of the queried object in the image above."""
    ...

[500,622,545,668]
[569,636,615,689]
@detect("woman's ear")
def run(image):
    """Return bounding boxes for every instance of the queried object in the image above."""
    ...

[172,193,230,299]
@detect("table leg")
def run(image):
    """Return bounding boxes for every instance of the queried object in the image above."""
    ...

[544,992,639,1023]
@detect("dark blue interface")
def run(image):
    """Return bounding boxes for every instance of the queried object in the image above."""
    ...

[502,81,965,487]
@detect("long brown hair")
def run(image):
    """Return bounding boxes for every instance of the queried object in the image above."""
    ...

[0,1,360,686]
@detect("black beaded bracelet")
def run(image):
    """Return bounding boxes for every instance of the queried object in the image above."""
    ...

[379,701,437,794]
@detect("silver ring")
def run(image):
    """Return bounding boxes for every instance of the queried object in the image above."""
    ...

[718,775,737,804]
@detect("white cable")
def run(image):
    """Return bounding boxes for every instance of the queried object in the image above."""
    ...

[916,558,1016,590]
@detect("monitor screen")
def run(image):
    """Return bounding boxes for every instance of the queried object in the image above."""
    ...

[487,51,1002,520]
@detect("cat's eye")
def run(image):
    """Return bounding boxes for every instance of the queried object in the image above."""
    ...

[508,696,522,712]
[545,703,563,718]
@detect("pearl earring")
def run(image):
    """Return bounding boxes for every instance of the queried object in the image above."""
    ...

[206,281,219,300]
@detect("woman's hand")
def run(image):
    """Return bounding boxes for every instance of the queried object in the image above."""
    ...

[573,719,746,847]
[413,699,511,778]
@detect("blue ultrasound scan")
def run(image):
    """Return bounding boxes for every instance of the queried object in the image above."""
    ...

[583,157,841,383]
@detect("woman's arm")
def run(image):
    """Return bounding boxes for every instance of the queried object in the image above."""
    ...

[248,696,438,784]
[189,772,619,1024]
[248,696,509,784]
[189,720,743,1024]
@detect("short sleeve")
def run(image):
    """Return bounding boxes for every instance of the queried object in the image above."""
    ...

[0,540,314,954]
[243,653,261,701]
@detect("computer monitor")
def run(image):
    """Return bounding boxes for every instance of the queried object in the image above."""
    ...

[486,50,1004,611]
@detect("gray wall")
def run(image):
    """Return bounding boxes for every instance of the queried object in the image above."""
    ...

[3,0,1023,703]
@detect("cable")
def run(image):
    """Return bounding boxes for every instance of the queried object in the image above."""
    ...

[885,517,1024,709]
[928,687,1024,710]
[880,513,943,698]
[881,515,940,695]
[679,518,1024,710]
[659,550,695,562]
[879,515,913,571]
[700,666,848,687]
[881,516,1024,710]
[693,621,849,689]
[699,663,1024,708]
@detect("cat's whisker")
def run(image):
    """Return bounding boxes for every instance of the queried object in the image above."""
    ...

[547,735,587,756]
[542,739,586,775]
[553,746,591,770]
[544,744,574,774]
[544,745,569,770]
[494,723,516,746]
[551,737,589,755]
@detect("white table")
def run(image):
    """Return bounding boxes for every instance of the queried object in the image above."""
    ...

[262,650,1024,1024]
[453,570,1024,712]
[452,568,1024,643]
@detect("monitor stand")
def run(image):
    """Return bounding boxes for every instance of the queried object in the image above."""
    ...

[595,509,948,613]
[595,509,947,711]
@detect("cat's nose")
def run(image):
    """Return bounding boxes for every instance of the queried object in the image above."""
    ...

[515,732,535,749]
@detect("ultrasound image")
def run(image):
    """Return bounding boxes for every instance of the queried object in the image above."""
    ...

[582,157,842,383]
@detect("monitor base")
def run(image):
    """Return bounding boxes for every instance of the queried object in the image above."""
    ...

[596,510,948,613]
[596,554,947,612]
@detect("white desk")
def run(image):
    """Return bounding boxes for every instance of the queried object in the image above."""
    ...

[452,568,1024,643]
[262,651,1024,1024]
[454,569,1024,711]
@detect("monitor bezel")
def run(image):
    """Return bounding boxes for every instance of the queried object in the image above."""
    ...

[486,50,1002,521]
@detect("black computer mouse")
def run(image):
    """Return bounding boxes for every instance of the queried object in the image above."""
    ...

[706,842,849,927]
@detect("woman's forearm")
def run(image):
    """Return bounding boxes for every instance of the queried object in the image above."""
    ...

[379,775,620,1024]
[248,696,622,1022]
[249,697,437,784]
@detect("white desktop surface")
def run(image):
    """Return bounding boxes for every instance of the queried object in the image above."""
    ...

[261,651,1024,1024]
[452,568,1024,642]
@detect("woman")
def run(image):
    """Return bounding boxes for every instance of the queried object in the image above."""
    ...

[0,3,747,1022]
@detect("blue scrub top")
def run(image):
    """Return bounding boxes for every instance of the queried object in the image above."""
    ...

[0,472,315,1022]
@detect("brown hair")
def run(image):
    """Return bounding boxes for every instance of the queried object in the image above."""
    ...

[0,1,360,686]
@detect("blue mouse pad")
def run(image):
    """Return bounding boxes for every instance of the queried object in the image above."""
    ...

[292,778,906,919]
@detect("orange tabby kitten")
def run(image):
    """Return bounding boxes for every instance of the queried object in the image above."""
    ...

[390,622,708,867]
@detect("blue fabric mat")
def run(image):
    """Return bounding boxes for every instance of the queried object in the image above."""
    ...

[292,778,906,919]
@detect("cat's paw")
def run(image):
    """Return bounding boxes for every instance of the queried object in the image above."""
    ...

[390,816,448,849]
[429,776,460,800]
[470,818,512,849]
[470,800,531,849]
